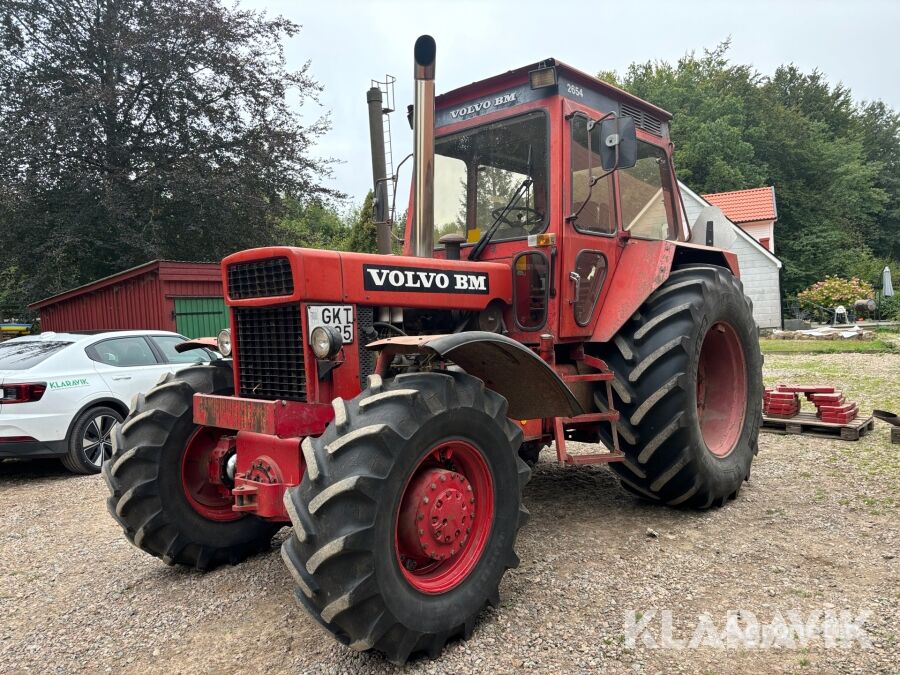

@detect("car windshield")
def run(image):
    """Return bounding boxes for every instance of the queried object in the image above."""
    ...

[434,111,548,246]
[0,340,72,370]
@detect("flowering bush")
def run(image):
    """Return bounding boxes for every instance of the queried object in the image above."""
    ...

[797,276,874,310]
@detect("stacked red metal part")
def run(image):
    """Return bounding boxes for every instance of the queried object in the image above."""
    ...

[763,388,800,417]
[762,385,860,424]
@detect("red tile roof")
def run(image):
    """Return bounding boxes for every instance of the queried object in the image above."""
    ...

[702,186,777,223]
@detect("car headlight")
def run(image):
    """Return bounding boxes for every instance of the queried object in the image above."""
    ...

[310,325,343,359]
[217,328,232,357]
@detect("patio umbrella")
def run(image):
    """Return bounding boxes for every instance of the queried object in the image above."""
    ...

[884,266,894,297]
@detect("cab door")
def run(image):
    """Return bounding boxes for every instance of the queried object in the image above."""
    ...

[558,105,621,338]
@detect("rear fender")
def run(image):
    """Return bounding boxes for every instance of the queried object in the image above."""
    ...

[593,240,737,342]
[367,332,583,419]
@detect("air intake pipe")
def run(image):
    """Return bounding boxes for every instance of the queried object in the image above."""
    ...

[411,35,436,257]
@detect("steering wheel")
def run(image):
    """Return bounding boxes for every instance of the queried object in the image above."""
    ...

[490,205,544,233]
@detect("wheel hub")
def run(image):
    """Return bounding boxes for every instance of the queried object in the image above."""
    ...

[399,468,474,561]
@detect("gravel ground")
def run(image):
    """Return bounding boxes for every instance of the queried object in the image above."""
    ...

[1,353,898,674]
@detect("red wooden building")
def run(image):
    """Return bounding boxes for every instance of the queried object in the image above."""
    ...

[29,260,227,338]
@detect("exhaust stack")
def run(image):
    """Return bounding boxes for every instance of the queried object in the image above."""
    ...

[411,35,436,257]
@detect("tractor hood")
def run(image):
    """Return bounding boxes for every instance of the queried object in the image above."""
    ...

[222,247,512,310]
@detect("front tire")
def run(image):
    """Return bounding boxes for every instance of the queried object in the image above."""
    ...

[281,371,529,663]
[103,363,280,570]
[595,265,762,508]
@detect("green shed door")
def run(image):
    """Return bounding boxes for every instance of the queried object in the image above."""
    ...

[174,297,229,339]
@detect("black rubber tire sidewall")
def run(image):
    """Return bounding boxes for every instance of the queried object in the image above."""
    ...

[370,407,521,634]
[65,406,123,474]
[683,278,762,494]
[152,382,277,548]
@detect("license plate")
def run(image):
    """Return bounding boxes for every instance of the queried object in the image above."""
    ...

[306,305,354,344]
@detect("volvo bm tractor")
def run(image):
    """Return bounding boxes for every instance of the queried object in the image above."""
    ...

[105,36,762,662]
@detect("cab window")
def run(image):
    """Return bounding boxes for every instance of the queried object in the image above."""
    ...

[434,111,549,245]
[618,140,678,240]
[88,337,158,367]
[570,114,615,234]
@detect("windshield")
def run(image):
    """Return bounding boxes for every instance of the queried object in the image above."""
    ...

[434,111,548,246]
[0,340,72,370]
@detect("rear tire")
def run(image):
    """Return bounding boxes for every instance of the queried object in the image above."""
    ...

[61,406,123,474]
[103,363,280,570]
[281,371,529,663]
[595,265,762,508]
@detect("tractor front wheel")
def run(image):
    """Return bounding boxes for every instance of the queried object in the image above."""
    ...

[596,265,762,508]
[281,371,529,663]
[103,363,280,570]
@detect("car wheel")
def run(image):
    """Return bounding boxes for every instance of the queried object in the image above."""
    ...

[61,406,124,475]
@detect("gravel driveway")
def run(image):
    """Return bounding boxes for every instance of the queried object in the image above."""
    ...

[1,353,898,674]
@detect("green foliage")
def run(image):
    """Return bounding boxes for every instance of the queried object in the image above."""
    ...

[0,263,28,321]
[601,42,899,295]
[880,294,900,320]
[759,338,895,354]
[797,276,874,310]
[342,191,379,254]
[277,198,347,250]
[0,0,338,307]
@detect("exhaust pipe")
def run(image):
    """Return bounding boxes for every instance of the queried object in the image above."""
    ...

[411,35,436,257]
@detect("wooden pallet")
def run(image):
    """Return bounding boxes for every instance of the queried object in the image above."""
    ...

[761,411,875,441]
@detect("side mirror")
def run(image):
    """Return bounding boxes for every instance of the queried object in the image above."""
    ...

[599,115,637,171]
[373,179,390,223]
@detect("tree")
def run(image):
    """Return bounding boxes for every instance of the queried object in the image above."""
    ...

[277,197,347,250]
[342,191,378,254]
[600,43,898,295]
[0,0,337,306]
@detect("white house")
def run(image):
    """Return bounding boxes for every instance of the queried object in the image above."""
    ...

[679,182,783,329]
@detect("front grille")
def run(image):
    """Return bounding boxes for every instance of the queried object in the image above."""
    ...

[621,103,663,137]
[227,257,294,299]
[234,305,306,401]
[357,306,377,388]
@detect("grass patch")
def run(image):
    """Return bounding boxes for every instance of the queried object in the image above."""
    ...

[759,339,895,354]
[762,352,900,515]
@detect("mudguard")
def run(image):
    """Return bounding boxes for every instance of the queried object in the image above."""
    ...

[367,332,583,419]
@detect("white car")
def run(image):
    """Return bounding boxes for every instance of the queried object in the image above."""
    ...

[0,330,220,474]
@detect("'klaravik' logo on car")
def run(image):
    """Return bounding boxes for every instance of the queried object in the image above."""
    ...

[49,378,90,390]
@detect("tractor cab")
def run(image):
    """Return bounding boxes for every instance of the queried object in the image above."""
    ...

[406,59,688,343]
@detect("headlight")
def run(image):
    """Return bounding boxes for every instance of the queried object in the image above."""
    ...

[310,325,343,359]
[216,328,232,357]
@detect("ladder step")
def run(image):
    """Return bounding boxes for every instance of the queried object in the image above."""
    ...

[564,452,625,465]
[559,411,620,424]
[563,373,614,383]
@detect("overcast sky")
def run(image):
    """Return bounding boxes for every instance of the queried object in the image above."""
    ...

[245,0,900,208]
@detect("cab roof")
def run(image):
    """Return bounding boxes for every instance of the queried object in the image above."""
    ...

[436,58,672,121]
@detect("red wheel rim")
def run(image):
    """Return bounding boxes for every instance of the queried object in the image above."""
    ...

[395,440,494,594]
[181,427,240,522]
[696,321,747,457]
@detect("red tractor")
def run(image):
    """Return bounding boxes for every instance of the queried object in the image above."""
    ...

[105,36,761,662]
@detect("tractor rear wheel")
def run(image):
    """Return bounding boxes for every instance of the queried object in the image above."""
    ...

[103,362,280,570]
[281,371,529,663]
[595,265,762,508]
